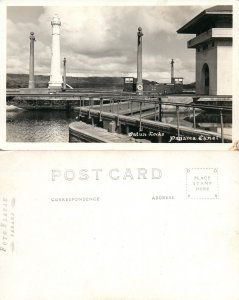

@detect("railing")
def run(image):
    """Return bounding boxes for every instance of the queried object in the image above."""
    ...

[155,100,231,143]
[76,96,232,143]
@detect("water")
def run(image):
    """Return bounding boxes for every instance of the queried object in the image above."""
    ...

[6,108,232,143]
[7,109,77,142]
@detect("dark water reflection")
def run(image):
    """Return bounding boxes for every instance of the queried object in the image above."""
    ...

[7,110,77,142]
[184,111,232,136]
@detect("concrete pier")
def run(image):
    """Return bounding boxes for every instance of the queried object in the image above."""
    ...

[29,32,35,89]
[69,121,137,143]
[136,27,144,95]
[48,15,63,89]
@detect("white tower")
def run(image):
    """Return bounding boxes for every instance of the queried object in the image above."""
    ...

[48,15,62,89]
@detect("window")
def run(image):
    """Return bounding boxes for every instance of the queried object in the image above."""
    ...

[125,78,133,83]
[203,43,208,51]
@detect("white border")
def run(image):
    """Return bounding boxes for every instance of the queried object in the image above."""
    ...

[1,0,238,151]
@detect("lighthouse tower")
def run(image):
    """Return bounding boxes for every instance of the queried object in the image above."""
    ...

[48,15,63,90]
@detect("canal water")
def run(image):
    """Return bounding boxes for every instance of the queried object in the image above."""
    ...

[6,107,232,143]
[7,109,77,142]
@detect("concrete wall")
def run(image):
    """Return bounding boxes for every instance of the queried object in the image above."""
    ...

[144,83,183,94]
[195,41,232,96]
[196,45,217,95]
[217,46,232,95]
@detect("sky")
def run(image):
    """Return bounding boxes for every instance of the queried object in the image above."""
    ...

[7,5,207,83]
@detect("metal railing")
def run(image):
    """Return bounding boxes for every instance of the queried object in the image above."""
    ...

[77,96,232,142]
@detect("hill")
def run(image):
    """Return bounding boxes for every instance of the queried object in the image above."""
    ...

[7,74,157,90]
[183,82,196,90]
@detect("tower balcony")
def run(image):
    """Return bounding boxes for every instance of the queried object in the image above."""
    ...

[187,28,232,48]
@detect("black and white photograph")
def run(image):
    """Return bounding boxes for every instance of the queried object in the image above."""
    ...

[3,1,237,146]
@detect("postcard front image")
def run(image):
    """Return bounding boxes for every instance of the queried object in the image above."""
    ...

[2,1,238,149]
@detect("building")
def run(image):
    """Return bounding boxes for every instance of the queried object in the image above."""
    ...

[123,77,183,94]
[177,5,232,96]
[123,77,136,92]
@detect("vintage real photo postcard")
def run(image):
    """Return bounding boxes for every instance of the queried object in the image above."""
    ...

[0,0,238,149]
[0,150,239,299]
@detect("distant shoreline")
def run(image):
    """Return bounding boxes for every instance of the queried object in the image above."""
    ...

[6,73,196,90]
[6,105,23,112]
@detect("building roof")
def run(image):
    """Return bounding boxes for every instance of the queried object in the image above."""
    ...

[177,5,232,34]
[205,5,232,13]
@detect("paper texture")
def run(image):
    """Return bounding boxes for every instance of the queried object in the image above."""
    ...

[1,1,239,299]
[0,150,239,300]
